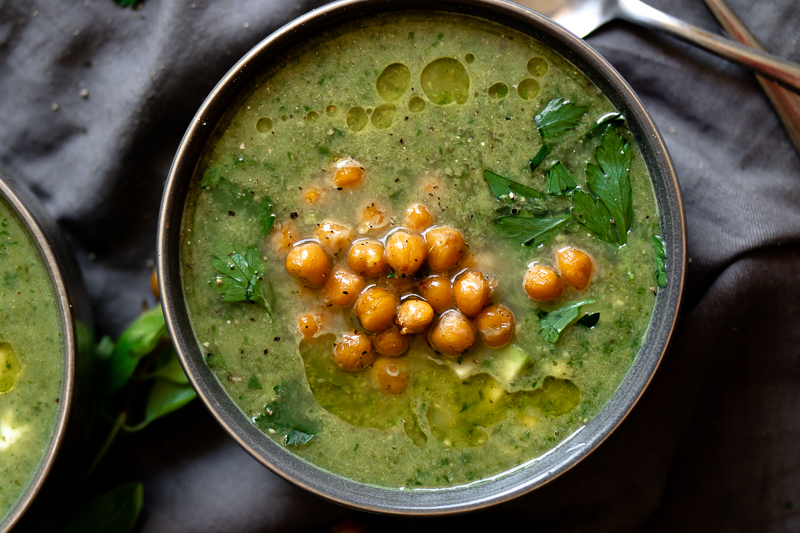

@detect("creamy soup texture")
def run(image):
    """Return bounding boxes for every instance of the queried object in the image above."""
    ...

[0,197,63,518]
[180,12,663,489]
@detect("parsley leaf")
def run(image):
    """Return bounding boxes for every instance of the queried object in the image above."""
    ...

[494,213,570,247]
[546,162,577,196]
[576,312,600,328]
[285,428,316,446]
[484,170,545,202]
[584,112,625,139]
[586,126,633,243]
[539,300,595,343]
[571,189,617,244]
[210,248,274,316]
[535,98,588,140]
[653,235,667,288]
[529,145,551,171]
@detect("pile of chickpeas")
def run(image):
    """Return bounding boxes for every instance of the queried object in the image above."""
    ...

[280,159,594,396]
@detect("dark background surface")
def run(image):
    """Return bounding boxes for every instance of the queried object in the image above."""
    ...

[1,0,799,531]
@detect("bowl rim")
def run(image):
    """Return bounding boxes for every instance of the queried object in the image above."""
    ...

[0,170,84,531]
[157,0,686,515]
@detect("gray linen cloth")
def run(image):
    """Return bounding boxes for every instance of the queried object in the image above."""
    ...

[1,0,798,531]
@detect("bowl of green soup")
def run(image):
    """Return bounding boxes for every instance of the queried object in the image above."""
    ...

[0,168,91,531]
[158,0,685,514]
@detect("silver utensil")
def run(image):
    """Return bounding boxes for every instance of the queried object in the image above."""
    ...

[514,0,800,94]
[703,0,800,154]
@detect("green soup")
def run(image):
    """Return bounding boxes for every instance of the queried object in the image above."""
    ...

[180,12,663,489]
[0,196,63,519]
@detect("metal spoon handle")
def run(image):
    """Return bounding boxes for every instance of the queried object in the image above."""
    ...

[702,0,800,154]
[618,0,800,94]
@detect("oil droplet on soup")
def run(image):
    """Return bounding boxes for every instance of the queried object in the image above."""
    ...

[376,63,411,102]
[420,58,470,105]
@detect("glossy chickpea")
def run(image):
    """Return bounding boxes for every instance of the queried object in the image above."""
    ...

[372,325,409,357]
[396,299,435,335]
[418,275,453,314]
[425,227,466,272]
[453,270,491,317]
[321,267,365,308]
[354,286,398,332]
[556,247,594,290]
[524,264,564,301]
[285,241,330,286]
[298,313,322,339]
[384,231,427,277]
[474,304,515,348]
[333,159,364,187]
[332,331,375,372]
[347,239,388,278]
[372,356,408,394]
[315,220,352,255]
[404,203,434,232]
[428,309,476,356]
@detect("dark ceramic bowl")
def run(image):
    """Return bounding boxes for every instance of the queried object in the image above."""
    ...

[0,168,92,532]
[157,0,686,515]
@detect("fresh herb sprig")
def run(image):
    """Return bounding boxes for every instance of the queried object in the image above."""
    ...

[210,248,275,316]
[539,300,595,343]
[484,170,545,202]
[494,213,571,247]
[546,162,577,196]
[653,235,667,288]
[535,97,589,140]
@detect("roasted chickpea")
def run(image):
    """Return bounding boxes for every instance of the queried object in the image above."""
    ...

[404,203,434,232]
[321,267,365,308]
[333,331,375,372]
[524,264,563,301]
[285,241,330,286]
[453,270,491,317]
[315,220,352,255]
[372,356,408,394]
[384,231,427,277]
[418,275,453,314]
[396,299,435,335]
[425,227,466,272]
[347,239,388,278]
[474,304,515,348]
[271,220,298,252]
[556,247,594,290]
[333,158,364,187]
[298,313,322,339]
[428,310,476,356]
[372,325,409,357]
[354,286,398,332]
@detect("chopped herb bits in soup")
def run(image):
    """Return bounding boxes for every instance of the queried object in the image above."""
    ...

[0,197,63,518]
[180,12,666,489]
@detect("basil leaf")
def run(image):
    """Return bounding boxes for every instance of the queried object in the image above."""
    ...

[62,483,143,533]
[653,235,667,288]
[484,170,545,202]
[529,145,551,171]
[576,312,600,328]
[584,112,625,139]
[586,126,634,243]
[546,162,577,196]
[285,428,316,446]
[539,300,595,343]
[494,213,570,247]
[106,305,168,396]
[535,98,588,139]
[210,248,274,316]
[571,189,617,244]
[125,378,197,432]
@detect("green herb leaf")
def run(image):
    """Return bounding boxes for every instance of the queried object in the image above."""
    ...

[584,112,625,139]
[247,375,263,390]
[571,189,617,244]
[62,483,143,533]
[484,170,545,202]
[125,379,197,432]
[535,98,588,140]
[586,126,633,243]
[106,305,168,396]
[494,213,570,247]
[210,248,274,316]
[576,312,600,328]
[149,348,190,385]
[529,145,551,171]
[95,335,115,361]
[546,162,577,196]
[285,428,316,446]
[653,235,667,288]
[539,300,595,343]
